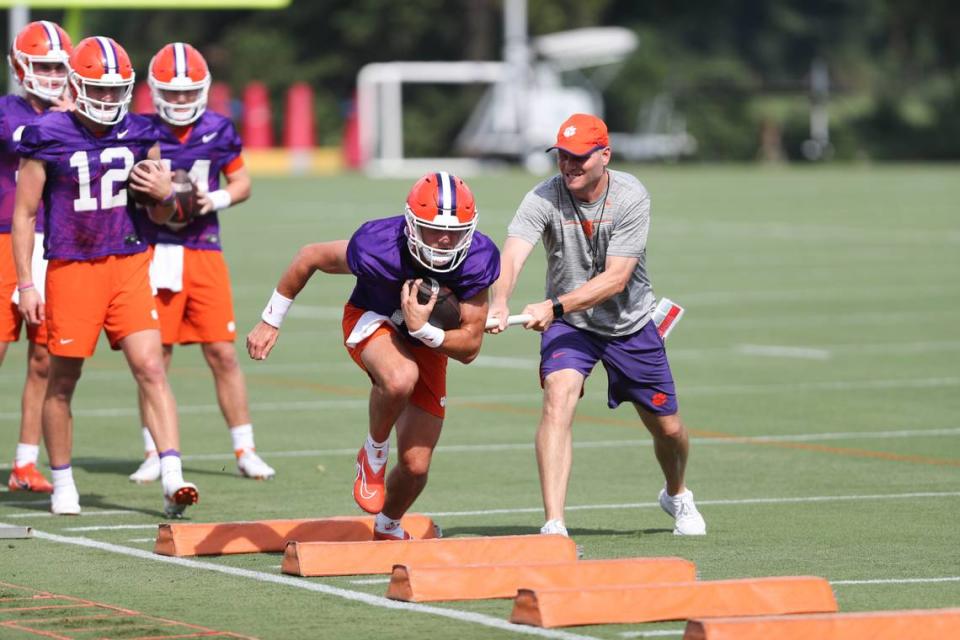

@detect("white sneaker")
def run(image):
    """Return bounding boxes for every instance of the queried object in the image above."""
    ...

[540,518,569,537]
[50,487,81,515]
[162,480,199,519]
[658,487,707,536]
[129,453,160,484]
[236,450,276,480]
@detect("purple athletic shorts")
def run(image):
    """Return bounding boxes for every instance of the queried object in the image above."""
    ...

[539,319,678,415]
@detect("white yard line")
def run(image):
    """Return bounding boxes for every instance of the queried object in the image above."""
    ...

[736,344,832,360]
[55,490,960,532]
[831,576,960,586]
[2,375,958,422]
[423,491,960,518]
[619,632,683,638]
[2,524,599,640]
[2,426,958,470]
[350,577,393,585]
[3,509,137,519]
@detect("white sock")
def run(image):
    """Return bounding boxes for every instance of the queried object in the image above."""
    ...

[364,434,389,473]
[15,443,40,467]
[230,424,255,453]
[159,453,183,485]
[51,466,76,492]
[375,512,401,533]
[142,427,157,454]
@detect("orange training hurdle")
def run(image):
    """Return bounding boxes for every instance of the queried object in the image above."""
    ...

[510,576,838,627]
[153,514,437,556]
[282,534,578,577]
[684,608,960,640]
[387,557,697,602]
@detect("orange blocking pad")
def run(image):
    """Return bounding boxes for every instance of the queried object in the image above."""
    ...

[511,576,837,628]
[283,534,577,577]
[153,514,437,556]
[387,557,697,602]
[684,608,960,640]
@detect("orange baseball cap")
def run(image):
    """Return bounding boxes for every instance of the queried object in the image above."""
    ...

[547,113,610,156]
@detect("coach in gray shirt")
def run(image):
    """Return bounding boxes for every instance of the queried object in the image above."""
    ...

[488,113,706,537]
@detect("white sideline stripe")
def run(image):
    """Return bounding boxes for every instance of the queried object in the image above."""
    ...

[4,524,600,640]
[53,490,960,531]
[619,632,683,638]
[350,578,393,585]
[831,576,960,586]
[423,491,960,518]
[4,426,957,472]
[66,524,159,531]
[473,355,539,368]
[287,305,344,320]
[4,338,957,383]
[736,344,831,360]
[2,376,958,422]
[3,509,136,519]
[128,537,154,543]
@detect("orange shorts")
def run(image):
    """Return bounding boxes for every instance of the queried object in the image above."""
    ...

[154,248,236,345]
[45,251,159,357]
[0,233,47,345]
[342,303,448,418]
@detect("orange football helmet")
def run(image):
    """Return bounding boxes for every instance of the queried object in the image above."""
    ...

[148,42,211,126]
[8,21,72,102]
[68,36,134,125]
[404,171,478,272]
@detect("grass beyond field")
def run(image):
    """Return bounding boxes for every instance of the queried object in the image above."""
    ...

[2,164,959,639]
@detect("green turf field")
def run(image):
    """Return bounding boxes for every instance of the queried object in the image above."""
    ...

[2,164,958,639]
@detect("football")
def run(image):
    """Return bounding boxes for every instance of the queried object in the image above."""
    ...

[166,169,199,230]
[127,159,164,207]
[416,277,461,330]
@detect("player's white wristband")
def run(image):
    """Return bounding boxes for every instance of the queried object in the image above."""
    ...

[408,321,445,348]
[208,189,232,212]
[261,289,294,328]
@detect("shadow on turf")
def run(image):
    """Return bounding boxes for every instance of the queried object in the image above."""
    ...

[441,524,675,537]
[0,491,178,519]
[70,457,237,480]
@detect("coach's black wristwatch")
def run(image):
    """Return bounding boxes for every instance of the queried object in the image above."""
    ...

[550,295,564,319]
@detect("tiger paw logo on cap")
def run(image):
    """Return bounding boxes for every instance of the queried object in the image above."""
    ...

[548,113,609,156]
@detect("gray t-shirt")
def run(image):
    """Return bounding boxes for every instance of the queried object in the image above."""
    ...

[507,169,655,337]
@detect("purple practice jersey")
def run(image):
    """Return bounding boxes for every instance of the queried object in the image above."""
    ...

[16,111,159,261]
[346,215,501,339]
[139,111,243,250]
[0,94,46,233]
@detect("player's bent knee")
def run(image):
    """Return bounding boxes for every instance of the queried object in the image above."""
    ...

[399,454,431,479]
[646,414,684,439]
[376,366,418,401]
[132,359,168,388]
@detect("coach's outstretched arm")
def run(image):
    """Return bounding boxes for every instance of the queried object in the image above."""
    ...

[487,236,536,333]
[246,240,351,360]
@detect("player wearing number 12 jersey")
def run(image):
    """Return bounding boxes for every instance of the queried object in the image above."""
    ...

[128,42,275,484]
[11,36,199,517]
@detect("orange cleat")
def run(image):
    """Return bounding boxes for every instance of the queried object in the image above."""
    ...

[7,461,53,493]
[373,525,412,541]
[353,447,386,514]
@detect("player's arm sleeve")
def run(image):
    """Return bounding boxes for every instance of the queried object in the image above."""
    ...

[507,189,550,246]
[605,191,650,258]
[345,233,364,277]
[454,242,502,301]
[15,124,59,162]
[221,120,244,175]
